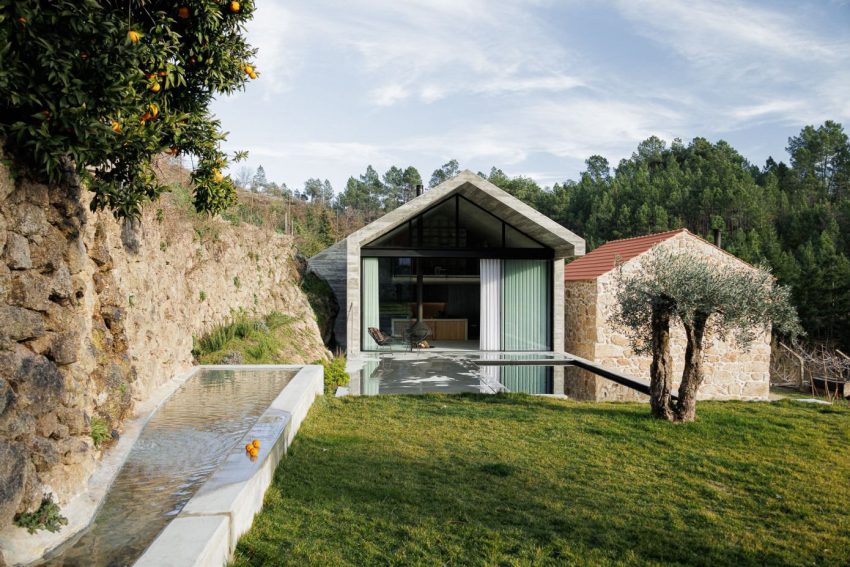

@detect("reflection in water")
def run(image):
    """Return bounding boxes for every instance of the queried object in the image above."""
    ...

[43,368,295,567]
[356,354,553,395]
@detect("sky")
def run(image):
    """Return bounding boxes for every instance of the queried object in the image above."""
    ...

[211,0,850,194]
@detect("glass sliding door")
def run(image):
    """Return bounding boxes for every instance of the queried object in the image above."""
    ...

[500,259,551,393]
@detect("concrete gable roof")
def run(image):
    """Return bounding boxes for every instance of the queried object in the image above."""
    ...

[345,170,585,258]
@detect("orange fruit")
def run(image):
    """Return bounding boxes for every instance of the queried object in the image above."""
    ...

[248,71,257,80]
[252,439,260,449]
[128,30,141,43]
[149,82,161,93]
[178,6,190,19]
[248,446,258,457]
[229,1,240,13]
[245,443,253,452]
[243,64,253,75]
[17,17,27,24]
[111,120,122,133]
[148,103,159,118]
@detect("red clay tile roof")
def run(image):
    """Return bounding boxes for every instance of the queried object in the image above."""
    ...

[564,229,689,281]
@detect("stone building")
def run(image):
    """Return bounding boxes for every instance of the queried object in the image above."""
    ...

[563,229,772,401]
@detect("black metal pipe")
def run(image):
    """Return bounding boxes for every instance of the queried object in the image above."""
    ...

[475,353,677,400]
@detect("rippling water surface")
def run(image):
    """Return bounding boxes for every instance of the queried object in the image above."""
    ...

[43,368,295,567]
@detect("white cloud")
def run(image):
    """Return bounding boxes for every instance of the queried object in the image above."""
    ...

[244,2,301,96]
[245,141,389,167]
[370,84,410,107]
[217,1,850,193]
[615,0,844,65]
[252,0,583,106]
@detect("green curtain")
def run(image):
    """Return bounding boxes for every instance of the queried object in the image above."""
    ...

[501,259,551,393]
[360,359,381,395]
[501,259,550,350]
[361,257,380,350]
[500,366,550,394]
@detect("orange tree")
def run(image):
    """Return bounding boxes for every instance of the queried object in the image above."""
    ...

[0,0,257,217]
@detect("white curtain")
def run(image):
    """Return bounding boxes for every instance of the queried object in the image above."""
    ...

[479,259,502,351]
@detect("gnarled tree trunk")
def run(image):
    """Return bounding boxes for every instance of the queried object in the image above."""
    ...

[676,312,708,422]
[649,306,675,420]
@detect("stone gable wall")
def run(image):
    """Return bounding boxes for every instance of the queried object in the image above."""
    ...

[563,279,600,400]
[0,163,327,537]
[565,232,771,401]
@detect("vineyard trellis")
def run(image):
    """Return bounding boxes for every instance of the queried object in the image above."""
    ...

[771,342,850,400]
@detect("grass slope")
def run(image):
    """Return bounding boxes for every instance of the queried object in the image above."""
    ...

[231,395,850,567]
[193,312,316,364]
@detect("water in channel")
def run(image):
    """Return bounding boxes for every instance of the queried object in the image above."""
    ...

[42,368,295,567]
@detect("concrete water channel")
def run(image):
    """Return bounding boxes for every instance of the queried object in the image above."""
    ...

[34,365,322,567]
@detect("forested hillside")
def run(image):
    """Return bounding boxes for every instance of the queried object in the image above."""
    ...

[240,121,849,349]
[515,121,850,350]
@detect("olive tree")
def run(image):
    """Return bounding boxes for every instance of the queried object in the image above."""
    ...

[0,0,258,218]
[611,248,802,422]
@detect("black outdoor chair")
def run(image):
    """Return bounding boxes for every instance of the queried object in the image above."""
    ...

[368,327,397,351]
[404,321,432,351]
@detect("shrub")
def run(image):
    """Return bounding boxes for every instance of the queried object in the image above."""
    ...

[90,416,111,448]
[193,310,316,365]
[193,310,255,356]
[321,355,349,394]
[301,271,338,346]
[265,311,295,330]
[14,494,68,535]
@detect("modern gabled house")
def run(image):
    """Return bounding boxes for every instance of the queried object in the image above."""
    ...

[308,170,585,357]
[309,173,772,400]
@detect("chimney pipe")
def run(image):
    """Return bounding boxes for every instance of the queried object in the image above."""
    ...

[415,184,423,197]
[713,228,722,248]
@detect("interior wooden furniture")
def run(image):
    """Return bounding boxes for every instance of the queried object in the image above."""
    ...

[391,318,468,340]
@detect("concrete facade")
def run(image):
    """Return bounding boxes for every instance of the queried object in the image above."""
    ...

[564,231,772,402]
[309,170,585,358]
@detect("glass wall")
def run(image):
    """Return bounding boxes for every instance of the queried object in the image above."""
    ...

[362,257,480,350]
[364,195,546,252]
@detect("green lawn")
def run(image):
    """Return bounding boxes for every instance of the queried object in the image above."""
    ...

[231,395,850,566]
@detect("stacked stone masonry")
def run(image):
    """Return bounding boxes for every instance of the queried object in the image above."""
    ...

[0,162,327,535]
[564,232,772,402]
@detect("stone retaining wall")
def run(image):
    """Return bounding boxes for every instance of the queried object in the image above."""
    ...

[0,163,327,543]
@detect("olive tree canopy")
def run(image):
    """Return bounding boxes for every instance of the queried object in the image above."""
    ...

[611,248,802,421]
